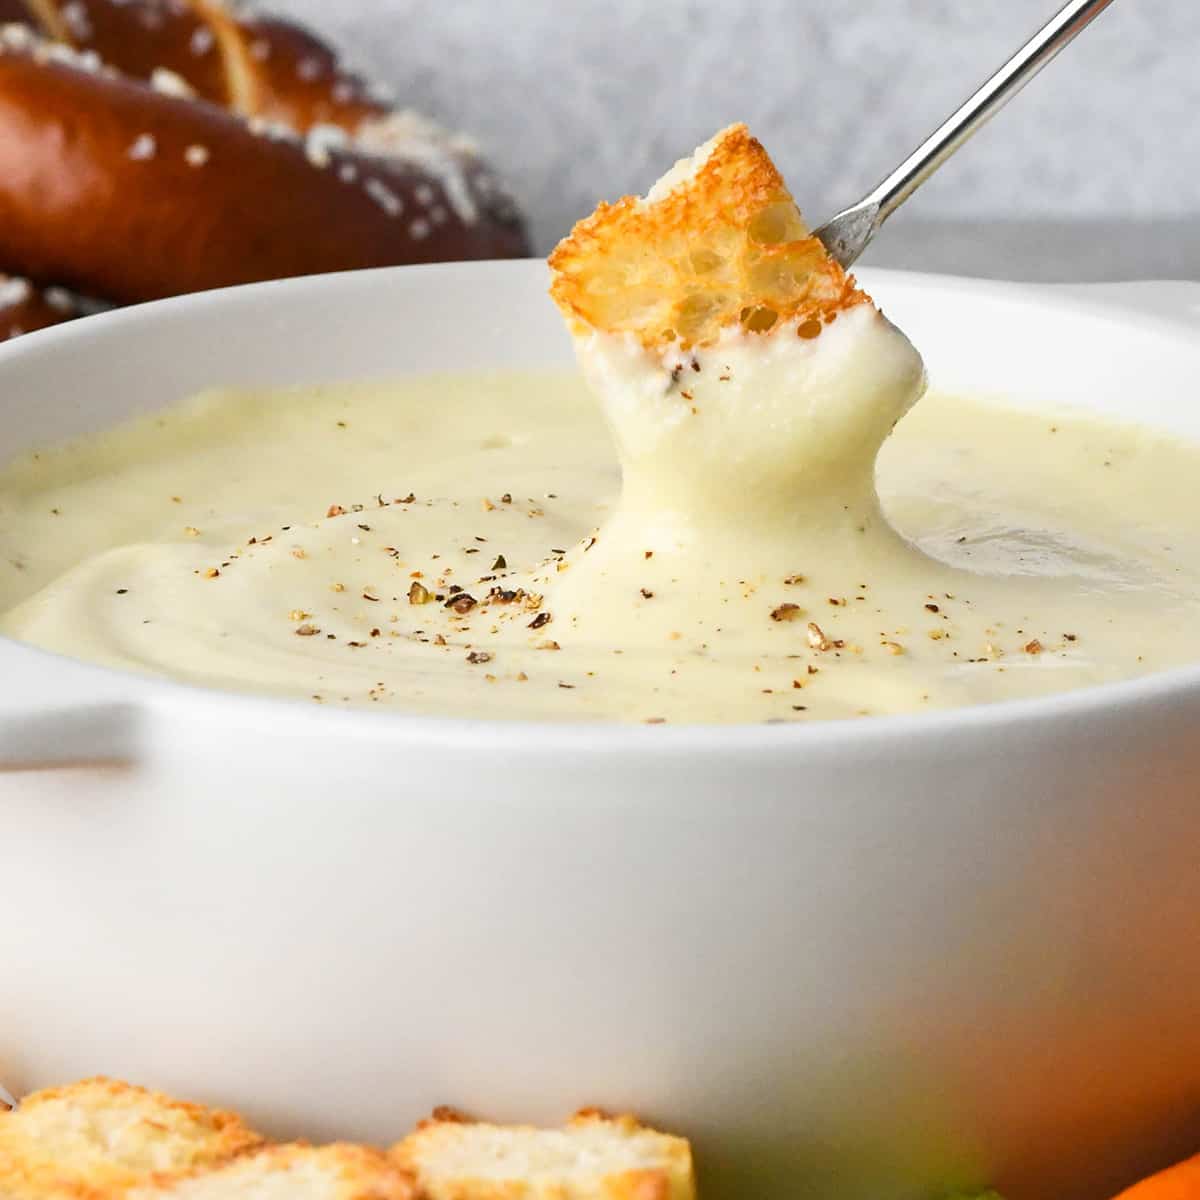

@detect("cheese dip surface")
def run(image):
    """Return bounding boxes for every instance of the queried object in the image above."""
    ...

[0,364,1197,724]
[3,124,1199,723]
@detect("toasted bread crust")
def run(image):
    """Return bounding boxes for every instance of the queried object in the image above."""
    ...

[393,1109,695,1200]
[549,123,868,351]
[0,1077,263,1200]
[130,1143,417,1200]
[0,1082,693,1200]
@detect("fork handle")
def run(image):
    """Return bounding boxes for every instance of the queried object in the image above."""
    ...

[867,0,1117,224]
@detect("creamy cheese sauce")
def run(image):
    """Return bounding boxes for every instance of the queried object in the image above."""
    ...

[1,354,1198,723]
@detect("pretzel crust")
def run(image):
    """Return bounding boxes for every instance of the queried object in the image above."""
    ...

[3,0,390,133]
[0,2,528,321]
[0,273,77,341]
[549,123,869,351]
[0,40,526,304]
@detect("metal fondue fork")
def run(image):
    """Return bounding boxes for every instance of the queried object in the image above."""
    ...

[814,0,1117,268]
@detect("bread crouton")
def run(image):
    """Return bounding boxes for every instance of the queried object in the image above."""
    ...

[549,123,867,351]
[392,1109,695,1200]
[127,1144,416,1200]
[0,1078,263,1200]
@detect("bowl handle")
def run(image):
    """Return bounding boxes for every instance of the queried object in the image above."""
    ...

[0,643,143,772]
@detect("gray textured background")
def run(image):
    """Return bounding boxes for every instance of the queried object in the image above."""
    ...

[272,0,1200,280]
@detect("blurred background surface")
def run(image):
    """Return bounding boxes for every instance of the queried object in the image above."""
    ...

[271,0,1199,280]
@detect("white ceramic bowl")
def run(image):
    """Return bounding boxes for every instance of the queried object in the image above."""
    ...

[3,264,1200,1200]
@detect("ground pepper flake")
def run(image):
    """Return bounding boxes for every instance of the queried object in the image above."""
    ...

[1024,639,1044,655]
[771,603,803,622]
[528,611,552,629]
[446,593,478,614]
[203,567,220,579]
[806,622,842,651]
[466,650,492,664]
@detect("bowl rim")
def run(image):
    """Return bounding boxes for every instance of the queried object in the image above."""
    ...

[2,260,1199,757]
[5,258,1200,360]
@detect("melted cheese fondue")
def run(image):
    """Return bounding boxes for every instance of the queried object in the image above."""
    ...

[1,359,1197,723]
[4,123,1199,724]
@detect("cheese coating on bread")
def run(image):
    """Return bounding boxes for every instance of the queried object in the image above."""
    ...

[549,123,867,350]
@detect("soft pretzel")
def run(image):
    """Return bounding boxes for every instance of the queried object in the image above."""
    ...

[0,5,528,325]
[0,28,527,306]
[4,0,390,134]
[0,273,80,342]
